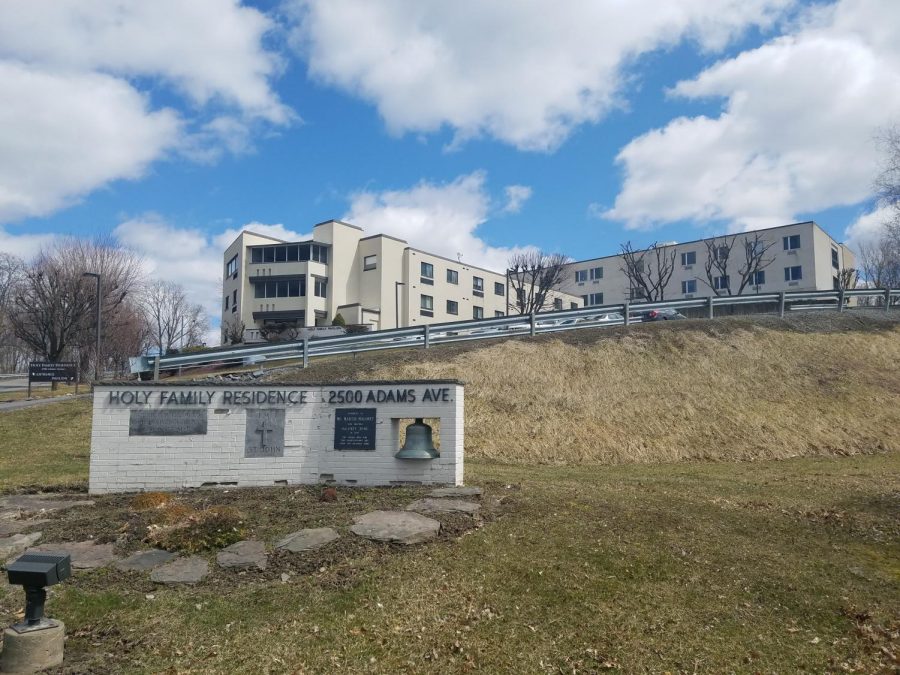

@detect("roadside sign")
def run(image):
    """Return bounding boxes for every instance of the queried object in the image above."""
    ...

[28,362,77,383]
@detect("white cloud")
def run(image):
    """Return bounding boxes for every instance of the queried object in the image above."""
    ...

[0,227,57,260]
[501,185,533,214]
[0,0,291,224]
[214,223,312,251]
[605,0,900,231]
[844,204,896,252]
[344,172,533,270]
[288,0,791,151]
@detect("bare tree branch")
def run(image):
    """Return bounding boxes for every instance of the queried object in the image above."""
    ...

[507,250,570,314]
[620,242,676,302]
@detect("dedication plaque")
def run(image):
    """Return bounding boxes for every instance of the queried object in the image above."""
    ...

[129,409,207,436]
[244,409,285,458]
[334,408,377,450]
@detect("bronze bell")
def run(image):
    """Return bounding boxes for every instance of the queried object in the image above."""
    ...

[395,418,439,459]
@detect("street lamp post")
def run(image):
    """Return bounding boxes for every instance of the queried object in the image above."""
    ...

[395,281,405,329]
[82,272,101,381]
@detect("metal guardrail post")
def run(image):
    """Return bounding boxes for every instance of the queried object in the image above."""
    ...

[424,325,430,349]
[302,338,309,369]
[153,355,160,382]
[838,288,845,313]
[886,289,892,312]
[707,296,714,319]
[530,312,536,336]
[623,301,630,326]
[779,291,786,318]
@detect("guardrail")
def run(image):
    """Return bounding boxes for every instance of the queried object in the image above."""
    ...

[132,287,899,378]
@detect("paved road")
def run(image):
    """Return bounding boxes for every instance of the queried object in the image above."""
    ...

[0,376,53,395]
[0,393,91,413]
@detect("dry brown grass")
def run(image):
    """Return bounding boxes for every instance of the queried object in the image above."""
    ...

[129,491,174,510]
[365,321,900,464]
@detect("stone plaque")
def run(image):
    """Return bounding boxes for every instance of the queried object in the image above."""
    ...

[244,409,285,458]
[334,408,377,450]
[129,409,207,436]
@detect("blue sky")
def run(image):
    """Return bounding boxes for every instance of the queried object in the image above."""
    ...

[1,0,897,341]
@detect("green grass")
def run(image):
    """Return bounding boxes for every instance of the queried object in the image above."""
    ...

[0,399,91,490]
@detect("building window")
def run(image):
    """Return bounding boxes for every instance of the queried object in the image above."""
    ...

[570,302,578,310]
[420,294,433,317]
[588,293,603,306]
[831,248,839,269]
[682,280,697,294]
[446,300,458,315]
[421,262,434,279]
[753,270,766,286]
[226,255,238,279]
[224,295,229,310]
[714,275,730,291]
[232,290,237,312]
[784,265,802,282]
[447,269,458,284]
[311,244,328,263]
[575,270,588,283]
[250,244,328,264]
[473,306,484,319]
[494,281,504,296]
[363,255,377,271]
[833,276,840,290]
[495,310,505,317]
[253,278,306,298]
[314,278,327,298]
[553,298,563,310]
[681,251,696,266]
[783,235,801,251]
[629,288,646,301]
[590,266,603,280]
[473,276,484,297]
[714,246,729,262]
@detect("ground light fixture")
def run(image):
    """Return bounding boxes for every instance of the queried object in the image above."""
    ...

[6,552,72,632]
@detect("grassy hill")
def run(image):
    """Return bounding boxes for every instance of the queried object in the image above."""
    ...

[269,311,900,465]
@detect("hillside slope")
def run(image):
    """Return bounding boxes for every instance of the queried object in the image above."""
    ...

[269,312,900,464]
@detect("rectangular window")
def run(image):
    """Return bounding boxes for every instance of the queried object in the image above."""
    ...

[581,294,588,305]
[590,266,603,280]
[224,295,229,310]
[275,246,287,262]
[263,247,275,263]
[446,300,458,315]
[630,288,646,301]
[833,276,840,290]
[363,255,377,271]
[287,245,300,262]
[447,269,459,284]
[682,280,697,294]
[714,246,729,261]
[421,262,434,279]
[681,251,696,266]
[299,244,310,262]
[314,278,327,298]
[634,260,645,273]
[783,234,801,251]
[714,275,730,291]
[494,281,504,296]
[226,255,239,278]
[553,298,563,310]
[251,248,263,264]
[473,276,484,297]
[420,294,433,317]
[473,306,484,319]
[575,270,588,283]
[495,310,505,317]
[570,302,578,310]
[753,270,766,286]
[784,265,802,282]
[253,278,305,298]
[588,293,603,306]
[831,248,839,269]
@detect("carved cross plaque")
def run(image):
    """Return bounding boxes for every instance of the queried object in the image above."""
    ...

[244,409,285,458]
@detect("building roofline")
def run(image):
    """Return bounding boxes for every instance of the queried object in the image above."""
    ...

[564,221,830,267]
[313,219,364,231]
[359,233,409,244]
[405,247,506,278]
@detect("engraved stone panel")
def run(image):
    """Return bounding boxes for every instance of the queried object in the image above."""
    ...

[129,409,207,436]
[334,408,377,450]
[244,409,285,458]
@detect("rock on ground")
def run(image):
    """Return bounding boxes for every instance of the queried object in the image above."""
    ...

[427,486,483,498]
[0,520,49,537]
[216,540,267,570]
[0,532,42,562]
[0,495,94,515]
[115,549,178,572]
[350,511,440,545]
[28,541,119,570]
[150,556,209,584]
[406,498,481,514]
[275,528,340,552]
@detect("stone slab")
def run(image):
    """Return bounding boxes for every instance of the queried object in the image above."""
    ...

[115,549,179,572]
[216,540,267,570]
[275,528,340,552]
[0,495,94,514]
[0,532,42,561]
[350,511,440,545]
[28,541,119,569]
[406,498,481,514]
[0,519,49,536]
[427,486,483,498]
[150,556,209,584]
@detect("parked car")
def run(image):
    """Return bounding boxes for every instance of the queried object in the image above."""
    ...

[642,309,686,321]
[582,312,624,323]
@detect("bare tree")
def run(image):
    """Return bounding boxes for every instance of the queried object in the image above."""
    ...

[140,280,208,354]
[0,254,28,372]
[222,315,246,345]
[875,124,900,226]
[507,250,570,314]
[836,267,859,291]
[9,237,143,367]
[620,242,676,302]
[859,235,900,290]
[700,233,777,296]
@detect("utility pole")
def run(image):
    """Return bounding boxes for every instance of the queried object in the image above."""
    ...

[82,272,101,380]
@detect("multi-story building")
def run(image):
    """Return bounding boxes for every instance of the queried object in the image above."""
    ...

[559,221,855,307]
[221,219,581,343]
[222,219,854,344]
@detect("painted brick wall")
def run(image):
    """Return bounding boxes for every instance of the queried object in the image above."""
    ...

[89,382,464,494]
